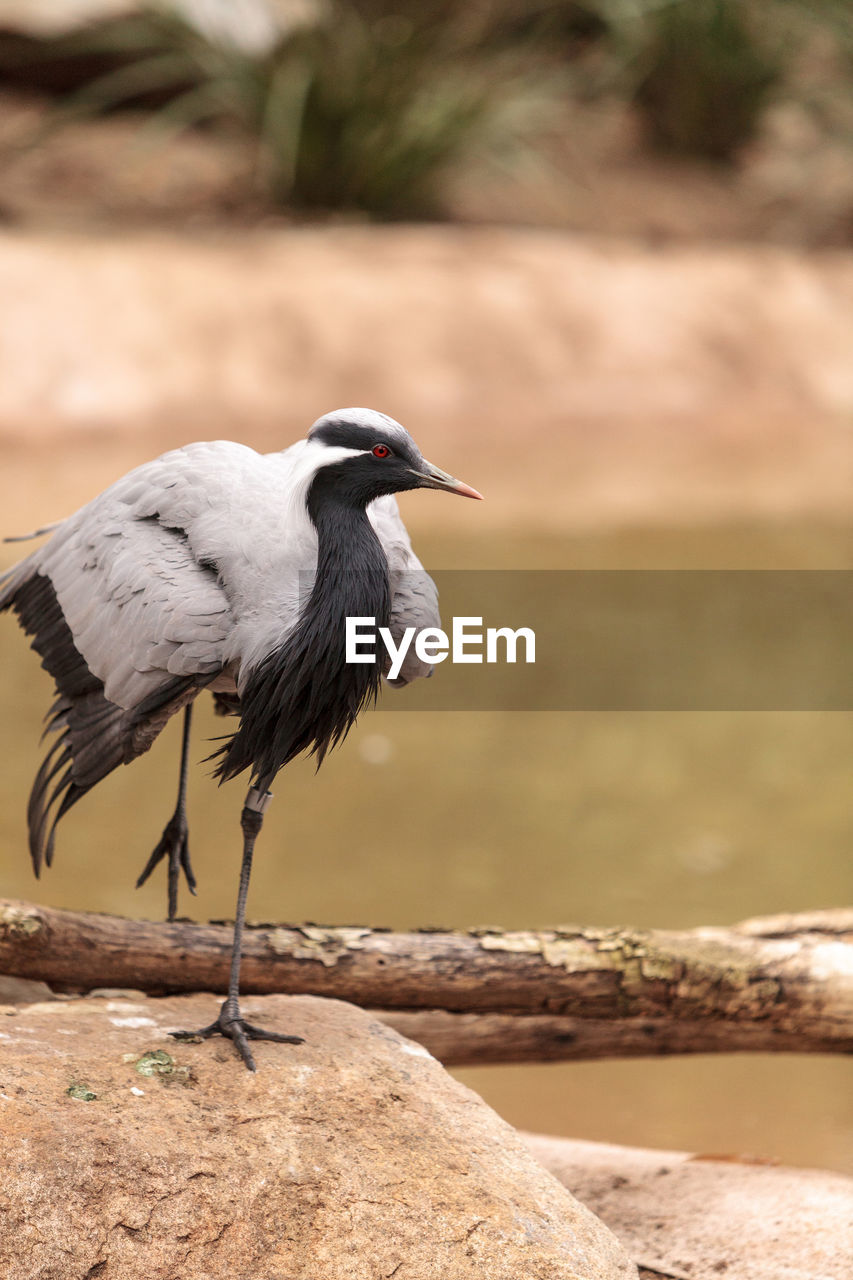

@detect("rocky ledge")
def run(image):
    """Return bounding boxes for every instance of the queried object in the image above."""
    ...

[0,991,635,1280]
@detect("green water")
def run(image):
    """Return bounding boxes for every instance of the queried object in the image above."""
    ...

[1,523,850,1172]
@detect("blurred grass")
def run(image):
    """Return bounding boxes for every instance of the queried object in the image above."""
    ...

[8,1,563,218]
[2,0,853,219]
[632,0,783,159]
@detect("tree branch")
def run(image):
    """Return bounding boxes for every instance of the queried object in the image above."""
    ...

[1,899,850,1062]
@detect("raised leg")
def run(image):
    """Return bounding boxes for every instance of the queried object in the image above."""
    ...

[136,704,196,921]
[170,786,304,1071]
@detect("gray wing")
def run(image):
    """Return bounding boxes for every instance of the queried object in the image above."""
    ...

[369,495,440,687]
[40,504,232,708]
[0,447,236,872]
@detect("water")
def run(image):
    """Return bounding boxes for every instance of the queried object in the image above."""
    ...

[1,521,850,1173]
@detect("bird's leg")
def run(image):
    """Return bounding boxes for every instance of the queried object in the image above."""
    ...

[170,786,304,1072]
[136,703,196,921]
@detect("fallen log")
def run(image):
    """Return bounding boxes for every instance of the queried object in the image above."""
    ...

[378,1006,852,1065]
[1,899,850,1061]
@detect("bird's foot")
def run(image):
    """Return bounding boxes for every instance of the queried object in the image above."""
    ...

[169,998,304,1072]
[135,809,196,922]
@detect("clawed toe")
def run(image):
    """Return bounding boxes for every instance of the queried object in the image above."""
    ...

[243,1024,305,1045]
[135,813,196,921]
[169,1023,220,1043]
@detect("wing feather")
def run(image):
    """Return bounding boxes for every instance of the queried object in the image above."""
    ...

[0,567,213,872]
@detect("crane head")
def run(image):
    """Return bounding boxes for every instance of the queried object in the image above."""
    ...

[307,408,482,506]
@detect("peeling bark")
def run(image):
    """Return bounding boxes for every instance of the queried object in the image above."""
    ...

[0,899,850,1061]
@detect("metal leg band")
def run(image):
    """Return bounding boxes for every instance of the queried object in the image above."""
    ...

[245,787,274,815]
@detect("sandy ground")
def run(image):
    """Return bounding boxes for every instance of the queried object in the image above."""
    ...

[0,224,850,540]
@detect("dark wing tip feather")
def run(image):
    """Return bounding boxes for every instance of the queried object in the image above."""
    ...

[26,735,72,875]
[5,569,211,873]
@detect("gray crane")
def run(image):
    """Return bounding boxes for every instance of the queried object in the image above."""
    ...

[0,408,481,1070]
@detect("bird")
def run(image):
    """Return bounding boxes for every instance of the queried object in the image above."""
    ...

[0,407,482,1070]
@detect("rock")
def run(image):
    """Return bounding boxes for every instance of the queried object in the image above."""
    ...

[0,972,54,1003]
[0,992,636,1280]
[525,1133,853,1280]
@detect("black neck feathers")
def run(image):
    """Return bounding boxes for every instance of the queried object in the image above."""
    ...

[215,479,391,787]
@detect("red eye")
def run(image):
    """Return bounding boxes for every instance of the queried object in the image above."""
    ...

[372,444,391,458]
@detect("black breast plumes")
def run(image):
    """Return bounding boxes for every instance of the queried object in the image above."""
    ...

[214,500,391,789]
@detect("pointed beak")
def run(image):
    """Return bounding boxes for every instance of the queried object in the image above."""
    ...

[413,461,483,501]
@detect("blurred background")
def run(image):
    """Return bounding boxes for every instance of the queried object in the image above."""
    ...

[0,0,851,1172]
